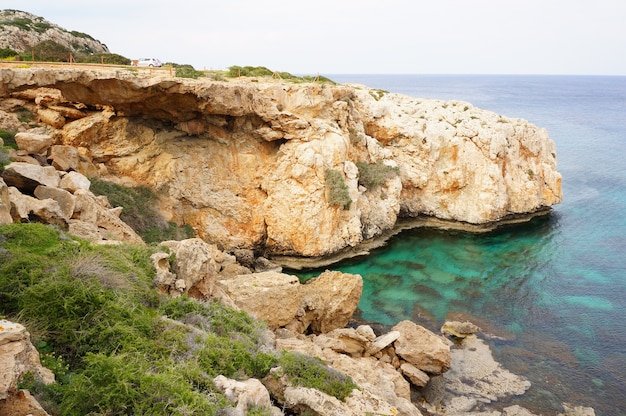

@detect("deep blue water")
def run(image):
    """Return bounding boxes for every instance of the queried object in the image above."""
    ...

[318,75,626,415]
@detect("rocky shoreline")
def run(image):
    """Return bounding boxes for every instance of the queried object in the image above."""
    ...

[0,67,591,415]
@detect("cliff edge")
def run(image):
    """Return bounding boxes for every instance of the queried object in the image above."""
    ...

[0,68,562,259]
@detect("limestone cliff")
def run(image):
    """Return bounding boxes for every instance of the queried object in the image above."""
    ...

[0,68,562,258]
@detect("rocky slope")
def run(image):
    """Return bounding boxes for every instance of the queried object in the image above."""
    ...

[0,10,109,55]
[0,67,562,263]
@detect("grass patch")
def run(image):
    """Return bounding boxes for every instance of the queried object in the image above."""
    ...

[325,169,351,210]
[0,222,279,415]
[278,351,358,401]
[89,178,195,243]
[356,160,400,189]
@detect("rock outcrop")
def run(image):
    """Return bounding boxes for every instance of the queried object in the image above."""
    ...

[1,159,143,244]
[0,10,109,55]
[0,320,54,416]
[0,68,562,261]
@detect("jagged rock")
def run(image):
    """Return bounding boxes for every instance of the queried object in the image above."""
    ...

[264,365,419,416]
[0,179,12,224]
[212,375,280,416]
[34,185,75,221]
[399,362,430,387]
[48,145,80,171]
[58,171,91,193]
[297,270,363,334]
[47,105,86,120]
[0,389,50,416]
[72,189,144,244]
[392,320,451,374]
[367,330,401,356]
[355,325,376,341]
[8,187,67,225]
[14,132,55,155]
[322,328,370,357]
[37,107,65,129]
[2,162,60,193]
[150,252,179,295]
[427,334,530,414]
[219,271,302,329]
[273,334,421,415]
[441,320,481,339]
[0,320,54,415]
[156,238,223,298]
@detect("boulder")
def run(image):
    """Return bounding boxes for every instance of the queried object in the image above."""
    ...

[36,107,65,129]
[2,162,60,193]
[392,320,451,374]
[8,187,67,225]
[0,320,54,414]
[399,362,430,387]
[150,252,180,296]
[218,271,302,329]
[34,185,76,221]
[14,132,54,155]
[298,270,363,334]
[212,375,280,416]
[0,179,12,224]
[441,320,481,339]
[72,189,143,244]
[48,145,81,171]
[367,331,401,356]
[59,171,91,193]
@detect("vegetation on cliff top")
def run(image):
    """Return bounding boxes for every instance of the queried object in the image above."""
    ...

[0,223,359,414]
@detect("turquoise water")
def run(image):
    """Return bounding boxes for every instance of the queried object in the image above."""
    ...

[303,75,626,415]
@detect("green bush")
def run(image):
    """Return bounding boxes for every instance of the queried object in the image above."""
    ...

[356,160,399,189]
[78,53,131,65]
[325,169,352,210]
[227,65,274,78]
[0,47,18,59]
[0,223,281,415]
[21,40,72,62]
[278,352,358,401]
[0,128,17,148]
[89,178,195,243]
[174,64,205,79]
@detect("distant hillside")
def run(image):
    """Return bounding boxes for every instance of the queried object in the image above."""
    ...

[0,9,109,55]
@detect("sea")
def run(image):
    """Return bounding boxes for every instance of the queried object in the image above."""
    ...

[311,74,626,415]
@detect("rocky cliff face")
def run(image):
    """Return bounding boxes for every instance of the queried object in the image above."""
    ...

[0,68,562,259]
[0,10,109,55]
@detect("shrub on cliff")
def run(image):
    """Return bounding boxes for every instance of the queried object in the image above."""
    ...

[325,168,352,210]
[356,160,399,189]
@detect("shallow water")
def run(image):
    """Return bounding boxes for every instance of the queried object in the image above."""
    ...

[300,75,626,415]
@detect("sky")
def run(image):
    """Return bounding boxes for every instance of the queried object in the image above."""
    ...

[5,0,626,75]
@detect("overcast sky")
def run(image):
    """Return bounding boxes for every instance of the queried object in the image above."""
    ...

[7,0,626,75]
